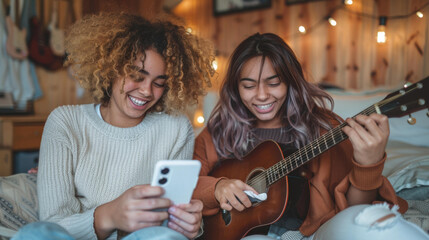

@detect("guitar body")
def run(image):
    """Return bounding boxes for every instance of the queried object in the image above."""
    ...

[29,17,63,70]
[203,140,290,240]
[50,27,65,56]
[5,16,28,59]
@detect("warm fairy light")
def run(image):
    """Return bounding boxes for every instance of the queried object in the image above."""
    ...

[328,17,337,26]
[212,60,218,70]
[377,27,386,43]
[298,26,306,33]
[193,110,205,127]
[416,11,424,18]
[344,0,353,5]
[377,26,386,43]
[197,116,205,124]
[377,17,387,44]
[186,27,192,33]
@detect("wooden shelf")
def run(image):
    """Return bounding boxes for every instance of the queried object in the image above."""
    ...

[0,115,47,176]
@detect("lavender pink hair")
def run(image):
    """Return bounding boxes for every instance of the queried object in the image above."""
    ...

[207,33,335,159]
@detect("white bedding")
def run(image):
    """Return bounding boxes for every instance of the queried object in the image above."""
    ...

[384,140,429,192]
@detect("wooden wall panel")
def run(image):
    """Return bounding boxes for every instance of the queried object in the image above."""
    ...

[173,0,429,91]
[7,0,427,116]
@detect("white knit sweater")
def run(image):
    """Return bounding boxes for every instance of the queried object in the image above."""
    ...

[37,104,194,239]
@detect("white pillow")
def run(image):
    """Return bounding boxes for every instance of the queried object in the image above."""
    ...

[389,111,429,147]
[383,140,429,192]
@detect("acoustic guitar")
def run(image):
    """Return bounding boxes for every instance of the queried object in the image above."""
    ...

[202,76,429,240]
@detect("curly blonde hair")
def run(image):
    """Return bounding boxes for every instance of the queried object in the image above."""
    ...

[65,12,215,113]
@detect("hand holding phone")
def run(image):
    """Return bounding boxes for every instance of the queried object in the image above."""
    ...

[151,160,201,205]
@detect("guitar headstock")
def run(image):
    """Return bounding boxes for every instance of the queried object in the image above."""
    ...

[378,76,429,118]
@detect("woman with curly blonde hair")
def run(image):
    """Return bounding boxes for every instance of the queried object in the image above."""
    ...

[12,12,215,240]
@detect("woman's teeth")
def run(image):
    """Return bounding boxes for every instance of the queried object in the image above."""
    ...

[256,103,273,110]
[130,96,147,106]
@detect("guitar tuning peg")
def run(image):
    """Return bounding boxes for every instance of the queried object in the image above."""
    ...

[407,114,416,125]
[403,82,413,88]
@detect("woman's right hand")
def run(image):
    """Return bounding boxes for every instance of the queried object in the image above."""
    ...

[214,179,258,212]
[94,184,171,239]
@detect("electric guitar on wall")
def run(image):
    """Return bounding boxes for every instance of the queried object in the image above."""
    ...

[5,0,28,59]
[48,0,65,57]
[28,0,63,70]
[202,76,429,240]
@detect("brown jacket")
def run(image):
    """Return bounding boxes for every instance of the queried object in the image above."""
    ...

[192,125,408,236]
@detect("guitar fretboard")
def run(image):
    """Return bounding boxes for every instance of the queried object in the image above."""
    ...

[262,105,378,187]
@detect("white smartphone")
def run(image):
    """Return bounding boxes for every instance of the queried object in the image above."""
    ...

[151,160,201,205]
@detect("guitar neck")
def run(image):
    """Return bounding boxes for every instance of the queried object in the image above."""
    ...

[263,105,378,186]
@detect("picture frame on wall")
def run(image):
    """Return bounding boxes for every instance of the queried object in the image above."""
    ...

[213,0,271,16]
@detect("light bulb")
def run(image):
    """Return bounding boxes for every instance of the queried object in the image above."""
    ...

[212,60,218,71]
[328,17,337,26]
[193,110,205,127]
[377,17,387,44]
[197,116,204,124]
[298,26,306,33]
[416,11,423,18]
[377,26,386,43]
[344,0,353,5]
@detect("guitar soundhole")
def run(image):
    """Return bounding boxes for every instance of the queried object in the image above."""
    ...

[246,168,268,206]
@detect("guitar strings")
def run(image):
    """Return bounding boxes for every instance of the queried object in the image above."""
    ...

[248,106,375,187]
[247,90,408,188]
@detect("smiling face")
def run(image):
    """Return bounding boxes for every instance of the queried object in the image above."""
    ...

[238,56,287,129]
[101,49,167,127]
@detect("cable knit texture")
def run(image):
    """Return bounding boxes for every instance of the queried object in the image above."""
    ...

[37,104,194,240]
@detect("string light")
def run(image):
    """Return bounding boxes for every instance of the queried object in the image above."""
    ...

[328,17,337,26]
[197,116,205,124]
[344,0,353,5]
[377,16,387,43]
[285,2,429,43]
[212,60,218,70]
[193,109,205,127]
[416,11,424,18]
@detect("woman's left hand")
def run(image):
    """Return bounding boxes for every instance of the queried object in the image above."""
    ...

[167,199,203,239]
[342,113,389,165]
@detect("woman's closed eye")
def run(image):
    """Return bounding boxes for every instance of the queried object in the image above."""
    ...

[153,81,166,88]
[242,84,256,89]
[268,82,280,87]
